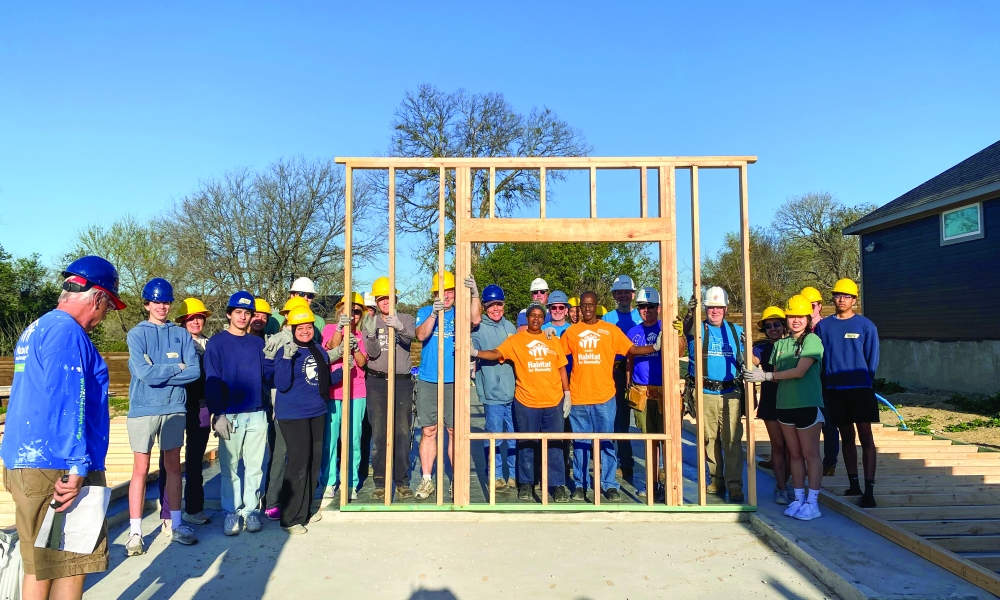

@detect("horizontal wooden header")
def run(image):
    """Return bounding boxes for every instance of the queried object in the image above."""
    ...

[334,156,756,169]
[461,218,676,243]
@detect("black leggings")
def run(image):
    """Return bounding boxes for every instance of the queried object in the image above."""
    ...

[278,416,325,527]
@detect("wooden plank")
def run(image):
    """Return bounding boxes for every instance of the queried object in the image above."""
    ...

[453,166,472,507]
[963,554,1000,572]
[818,490,1000,595]
[639,166,647,218]
[589,167,597,218]
[851,492,1000,508]
[738,163,755,506]
[899,520,1000,537]
[539,166,546,218]
[871,505,1000,521]
[489,438,496,506]
[927,535,1000,554]
[824,483,1000,496]
[541,438,548,506]
[691,165,706,507]
[340,165,354,509]
[437,167,446,506]
[660,165,682,506]
[385,166,396,506]
[461,218,674,243]
[336,156,758,169]
[489,166,496,219]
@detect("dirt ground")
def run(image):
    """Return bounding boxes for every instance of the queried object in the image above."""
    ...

[879,389,1000,449]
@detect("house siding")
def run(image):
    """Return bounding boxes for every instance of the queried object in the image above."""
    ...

[860,196,1000,341]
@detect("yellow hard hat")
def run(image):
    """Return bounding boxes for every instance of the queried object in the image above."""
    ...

[286,307,316,327]
[371,277,398,298]
[568,296,580,307]
[254,298,272,314]
[429,271,456,293]
[799,287,823,303]
[336,292,366,310]
[174,297,212,323]
[596,306,608,317]
[760,306,786,325]
[280,296,310,315]
[785,295,812,317]
[831,278,859,297]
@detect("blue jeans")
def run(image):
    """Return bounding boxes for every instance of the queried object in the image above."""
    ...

[483,403,517,481]
[512,400,565,487]
[218,409,269,517]
[569,397,619,491]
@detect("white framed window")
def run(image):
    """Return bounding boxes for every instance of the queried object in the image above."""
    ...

[940,202,984,245]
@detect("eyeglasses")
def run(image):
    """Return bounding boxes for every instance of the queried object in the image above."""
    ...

[832,293,854,300]
[531,290,548,296]
[764,322,783,330]
[293,292,315,300]
[549,305,567,311]
[637,304,659,310]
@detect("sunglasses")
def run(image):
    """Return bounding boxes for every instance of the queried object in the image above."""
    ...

[764,322,783,330]
[549,304,567,310]
[531,290,548,296]
[352,309,363,316]
[637,304,659,310]
[293,292,315,300]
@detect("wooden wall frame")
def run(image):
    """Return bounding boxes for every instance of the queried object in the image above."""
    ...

[335,156,757,511]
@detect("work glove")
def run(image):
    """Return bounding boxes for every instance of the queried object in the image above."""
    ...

[385,314,401,329]
[740,331,747,348]
[687,295,698,312]
[344,354,355,369]
[338,313,350,328]
[348,335,359,352]
[360,313,376,336]
[433,299,445,313]
[470,347,479,358]
[672,317,683,334]
[282,341,297,360]
[543,327,558,340]
[653,332,662,352]
[326,344,344,362]
[562,391,572,418]
[742,367,772,383]
[464,275,478,298]
[213,415,233,441]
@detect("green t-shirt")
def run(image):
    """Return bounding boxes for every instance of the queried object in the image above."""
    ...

[773,333,824,409]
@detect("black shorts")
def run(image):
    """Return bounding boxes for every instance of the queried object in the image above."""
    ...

[776,407,824,429]
[824,388,878,426]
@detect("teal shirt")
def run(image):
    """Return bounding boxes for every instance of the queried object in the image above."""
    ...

[773,334,824,410]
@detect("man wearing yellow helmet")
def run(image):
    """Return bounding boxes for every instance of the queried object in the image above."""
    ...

[413,272,482,499]
[813,278,880,508]
[264,277,327,337]
[567,297,581,324]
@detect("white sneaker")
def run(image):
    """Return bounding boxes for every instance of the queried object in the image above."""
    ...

[223,513,241,536]
[309,511,323,523]
[414,478,435,499]
[794,501,822,521]
[773,486,789,506]
[171,525,198,545]
[350,489,358,501]
[322,485,338,499]
[783,500,803,517]
[245,512,263,532]
[182,511,211,525]
[125,533,144,556]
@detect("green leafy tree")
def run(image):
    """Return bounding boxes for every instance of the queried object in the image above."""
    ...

[701,227,792,312]
[0,245,60,354]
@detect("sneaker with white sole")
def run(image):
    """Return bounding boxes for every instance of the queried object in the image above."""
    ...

[125,533,144,556]
[414,478,435,500]
[773,486,789,506]
[182,511,211,525]
[223,513,241,536]
[245,512,263,532]
[284,524,308,535]
[322,485,337,499]
[350,489,358,501]
[794,501,822,521]
[783,500,803,517]
[171,525,198,545]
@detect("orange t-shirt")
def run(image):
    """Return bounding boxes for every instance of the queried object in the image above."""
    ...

[495,331,568,408]
[561,321,634,405]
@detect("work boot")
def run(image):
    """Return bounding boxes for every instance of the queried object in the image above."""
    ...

[552,486,570,503]
[705,481,726,497]
[729,490,745,504]
[823,465,837,477]
[518,484,533,501]
[493,478,507,492]
[604,488,622,502]
[506,477,517,490]
[372,487,386,500]
[570,488,587,502]
[396,486,415,500]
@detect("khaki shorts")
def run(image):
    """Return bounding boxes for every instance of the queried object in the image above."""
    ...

[415,380,454,429]
[127,413,185,453]
[630,385,664,434]
[4,468,109,580]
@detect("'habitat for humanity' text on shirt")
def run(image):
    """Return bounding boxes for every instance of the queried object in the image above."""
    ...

[494,330,567,408]
[561,321,634,405]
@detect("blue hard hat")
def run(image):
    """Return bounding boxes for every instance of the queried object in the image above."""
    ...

[481,284,505,305]
[547,290,569,306]
[227,290,255,311]
[62,255,127,310]
[141,278,174,303]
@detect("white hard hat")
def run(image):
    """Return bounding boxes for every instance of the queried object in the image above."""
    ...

[704,286,729,307]
[290,277,317,294]
[611,275,636,292]
[529,278,549,292]
[636,287,660,304]
[363,292,376,308]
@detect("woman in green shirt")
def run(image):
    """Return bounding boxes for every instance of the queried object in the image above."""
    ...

[745,294,825,521]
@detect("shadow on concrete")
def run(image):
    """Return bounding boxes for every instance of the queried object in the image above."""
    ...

[407,588,458,600]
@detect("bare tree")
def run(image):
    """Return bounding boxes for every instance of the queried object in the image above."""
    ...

[381,84,592,267]
[702,227,792,312]
[773,192,877,289]
[169,157,378,312]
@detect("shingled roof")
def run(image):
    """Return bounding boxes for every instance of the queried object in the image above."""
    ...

[844,139,1000,234]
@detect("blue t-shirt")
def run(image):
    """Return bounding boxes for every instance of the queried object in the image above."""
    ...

[273,345,340,420]
[686,321,745,394]
[517,308,551,328]
[0,310,110,477]
[813,314,880,389]
[548,322,571,337]
[604,308,641,359]
[627,321,662,386]
[417,305,455,383]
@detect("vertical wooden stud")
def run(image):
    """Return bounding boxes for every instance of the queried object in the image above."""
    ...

[385,167,396,505]
[589,167,597,218]
[489,166,496,219]
[489,437,496,506]
[640,166,648,218]
[659,165,680,505]
[340,165,353,509]
[593,438,601,506]
[739,163,756,507]
[541,438,549,506]
[646,438,654,506]
[453,167,472,506]
[691,166,707,507]
[539,167,546,219]
[436,167,446,506]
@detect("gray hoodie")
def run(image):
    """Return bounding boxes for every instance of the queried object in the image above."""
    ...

[471,317,516,405]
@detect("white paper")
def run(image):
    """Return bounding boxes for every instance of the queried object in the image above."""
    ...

[34,486,111,554]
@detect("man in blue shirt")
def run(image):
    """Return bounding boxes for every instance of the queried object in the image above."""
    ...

[682,286,746,503]
[1,255,125,598]
[813,278,880,508]
[603,274,641,483]
[413,272,482,500]
[626,287,664,499]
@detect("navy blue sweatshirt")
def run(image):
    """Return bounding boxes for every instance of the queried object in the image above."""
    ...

[204,330,266,415]
[813,314,880,389]
[273,345,342,420]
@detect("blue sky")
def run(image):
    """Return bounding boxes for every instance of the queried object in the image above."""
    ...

[2,1,998,296]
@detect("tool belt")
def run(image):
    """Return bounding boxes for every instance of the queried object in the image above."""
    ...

[367,369,410,380]
[628,384,663,412]
[702,378,738,393]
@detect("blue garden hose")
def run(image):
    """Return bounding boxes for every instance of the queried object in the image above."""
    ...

[876,392,909,430]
